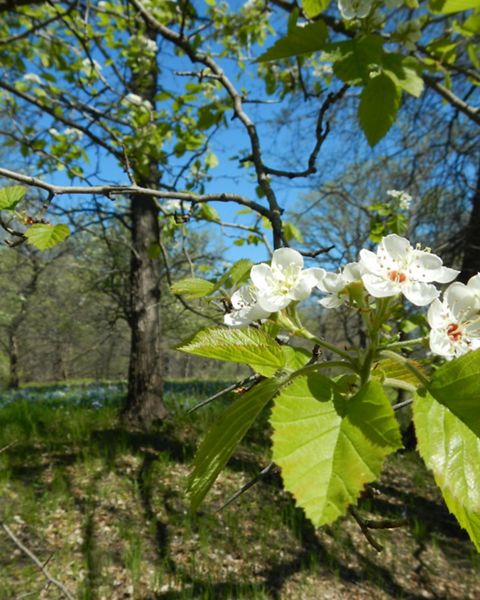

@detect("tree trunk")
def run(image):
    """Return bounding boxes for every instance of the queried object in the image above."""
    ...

[459,164,480,283]
[121,22,167,427]
[8,331,19,389]
[123,193,167,426]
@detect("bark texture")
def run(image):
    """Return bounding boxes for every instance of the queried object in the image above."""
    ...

[459,165,480,283]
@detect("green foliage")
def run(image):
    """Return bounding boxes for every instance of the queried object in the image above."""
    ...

[24,223,70,250]
[215,259,253,291]
[177,326,286,377]
[359,74,401,147]
[271,376,402,526]
[170,277,216,299]
[0,186,26,210]
[187,378,279,511]
[433,0,480,14]
[414,393,480,550]
[302,0,331,18]
[256,20,328,63]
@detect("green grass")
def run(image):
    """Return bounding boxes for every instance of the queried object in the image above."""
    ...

[0,382,479,599]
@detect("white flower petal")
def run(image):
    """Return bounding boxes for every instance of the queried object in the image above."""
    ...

[402,281,439,306]
[381,234,411,261]
[467,273,480,293]
[362,273,399,298]
[271,247,303,272]
[435,266,459,284]
[250,263,274,290]
[319,295,344,309]
[429,330,454,358]
[256,292,291,312]
[301,267,326,288]
[359,249,381,274]
[427,298,447,329]
[290,277,313,301]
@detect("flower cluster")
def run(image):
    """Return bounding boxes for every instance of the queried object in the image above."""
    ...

[337,0,373,19]
[386,189,412,211]
[224,235,480,360]
[224,248,324,327]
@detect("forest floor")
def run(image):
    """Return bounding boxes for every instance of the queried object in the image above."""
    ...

[0,382,479,600]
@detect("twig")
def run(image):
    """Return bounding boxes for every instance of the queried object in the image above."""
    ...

[393,398,413,411]
[217,463,276,511]
[349,508,384,552]
[187,374,260,414]
[1,523,75,600]
[0,441,15,454]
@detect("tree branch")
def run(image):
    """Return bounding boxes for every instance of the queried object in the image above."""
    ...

[1,523,75,600]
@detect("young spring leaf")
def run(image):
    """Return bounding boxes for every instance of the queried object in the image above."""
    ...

[271,376,402,526]
[0,186,27,210]
[188,378,279,511]
[256,20,328,63]
[177,326,286,377]
[170,277,215,299]
[414,388,480,551]
[358,73,401,147]
[24,223,70,250]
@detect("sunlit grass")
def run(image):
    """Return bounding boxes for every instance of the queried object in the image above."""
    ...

[0,382,479,599]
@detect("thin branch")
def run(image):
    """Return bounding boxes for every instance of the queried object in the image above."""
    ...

[188,374,261,414]
[217,462,276,512]
[1,523,75,600]
[423,76,480,126]
[349,508,384,552]
[0,167,271,217]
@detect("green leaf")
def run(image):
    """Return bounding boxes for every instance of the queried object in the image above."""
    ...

[333,36,384,83]
[0,186,27,210]
[302,0,330,18]
[271,376,402,526]
[188,378,279,511]
[358,73,401,147]
[375,358,428,387]
[429,348,480,438]
[433,0,480,14]
[177,326,286,377]
[382,54,424,98]
[283,222,304,243]
[414,389,480,551]
[281,345,311,371]
[256,21,328,63]
[24,223,70,250]
[170,277,215,299]
[214,258,253,290]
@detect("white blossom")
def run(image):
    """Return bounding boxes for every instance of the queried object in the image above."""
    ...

[224,284,270,327]
[23,73,42,85]
[251,248,325,312]
[428,282,480,359]
[81,58,102,73]
[317,262,364,309]
[162,199,182,213]
[359,234,459,306]
[337,0,373,19]
[386,189,412,211]
[48,128,60,137]
[123,93,152,110]
[64,127,84,139]
[313,63,333,77]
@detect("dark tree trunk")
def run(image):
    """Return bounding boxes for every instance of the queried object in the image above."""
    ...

[459,165,480,283]
[8,331,19,389]
[122,23,167,426]
[123,193,167,425]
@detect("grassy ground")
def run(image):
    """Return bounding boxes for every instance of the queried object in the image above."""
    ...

[0,382,479,599]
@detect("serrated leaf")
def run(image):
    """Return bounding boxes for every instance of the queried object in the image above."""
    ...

[170,277,215,299]
[271,376,402,526]
[283,222,304,243]
[375,358,428,387]
[24,223,70,250]
[188,378,279,511]
[177,326,286,377]
[302,0,330,18]
[414,389,480,551]
[214,258,253,290]
[333,35,384,83]
[0,186,27,210]
[281,345,311,370]
[256,20,328,63]
[359,73,401,147]
[429,348,480,437]
[382,54,424,98]
[434,0,480,13]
